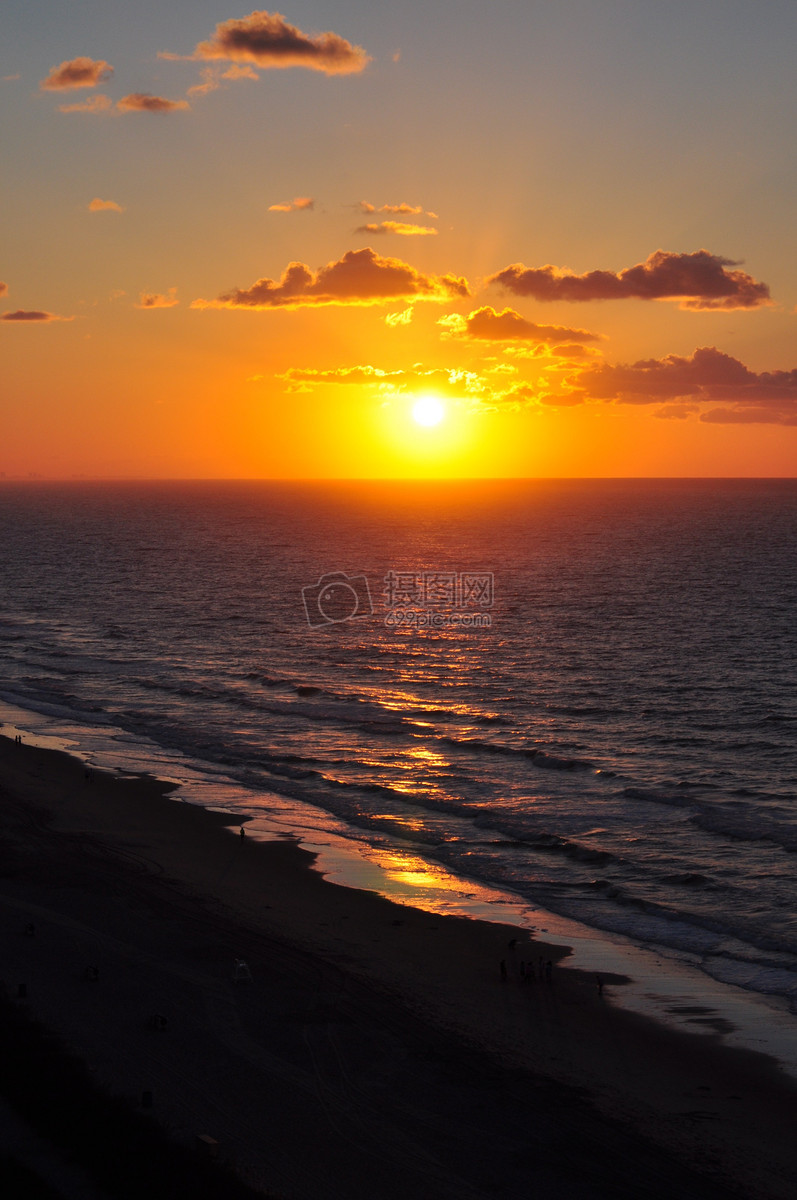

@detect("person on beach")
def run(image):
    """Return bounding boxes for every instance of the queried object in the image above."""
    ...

[240,826,245,840]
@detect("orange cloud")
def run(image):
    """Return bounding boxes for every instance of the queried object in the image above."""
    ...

[117,93,190,113]
[192,248,470,310]
[359,201,424,216]
[172,10,370,75]
[136,289,179,309]
[280,364,491,401]
[0,281,7,296]
[491,249,771,311]
[1,310,70,322]
[268,197,315,212]
[187,63,260,95]
[443,306,599,344]
[385,308,413,327]
[40,57,113,90]
[572,346,797,424]
[88,197,124,213]
[355,221,437,237]
[59,94,112,114]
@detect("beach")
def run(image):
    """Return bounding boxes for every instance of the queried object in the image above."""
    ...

[1,732,795,1200]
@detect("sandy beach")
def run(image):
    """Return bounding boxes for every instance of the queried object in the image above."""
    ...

[1,731,795,1200]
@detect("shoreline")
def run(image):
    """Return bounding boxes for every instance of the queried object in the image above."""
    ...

[4,697,797,1078]
[1,732,796,1198]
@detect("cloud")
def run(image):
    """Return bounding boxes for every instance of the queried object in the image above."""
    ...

[655,403,700,420]
[0,281,7,296]
[442,305,599,344]
[41,57,113,90]
[279,363,490,399]
[1,310,70,322]
[268,196,315,213]
[355,221,437,237]
[117,93,190,113]
[573,345,797,424]
[385,308,413,327]
[359,201,424,216]
[88,197,124,213]
[699,406,797,426]
[490,249,771,311]
[135,288,179,309]
[59,94,112,114]
[281,365,404,386]
[192,247,470,310]
[187,63,259,95]
[170,10,370,75]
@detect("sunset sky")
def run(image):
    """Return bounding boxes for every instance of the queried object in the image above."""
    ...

[3,1,797,478]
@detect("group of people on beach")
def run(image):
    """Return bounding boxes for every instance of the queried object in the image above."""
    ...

[500,951,552,983]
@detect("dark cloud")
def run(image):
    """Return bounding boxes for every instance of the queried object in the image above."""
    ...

[699,406,797,426]
[450,305,599,344]
[192,247,469,310]
[1,310,68,322]
[574,345,797,424]
[490,249,771,311]
[135,289,179,309]
[40,57,113,90]
[117,93,190,113]
[182,10,369,75]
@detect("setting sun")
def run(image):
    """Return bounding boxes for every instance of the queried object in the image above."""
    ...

[412,396,445,427]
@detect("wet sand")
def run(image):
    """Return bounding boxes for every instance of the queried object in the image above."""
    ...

[1,732,795,1199]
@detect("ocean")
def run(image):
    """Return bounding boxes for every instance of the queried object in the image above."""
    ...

[1,479,796,1023]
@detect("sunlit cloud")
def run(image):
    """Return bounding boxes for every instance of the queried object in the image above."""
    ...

[571,345,797,424]
[3,74,22,82]
[164,10,370,76]
[441,306,599,344]
[135,288,179,309]
[187,66,224,96]
[359,201,422,216]
[385,308,414,327]
[1,310,72,322]
[117,93,190,113]
[0,281,7,296]
[356,221,437,237]
[491,249,771,311]
[88,197,124,213]
[40,57,113,90]
[187,63,259,95]
[268,196,315,212]
[192,247,470,310]
[59,94,112,114]
[279,364,489,399]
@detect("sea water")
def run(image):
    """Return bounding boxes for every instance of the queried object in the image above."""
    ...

[1,479,795,1042]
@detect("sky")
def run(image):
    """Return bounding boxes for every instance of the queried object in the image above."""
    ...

[2,0,797,478]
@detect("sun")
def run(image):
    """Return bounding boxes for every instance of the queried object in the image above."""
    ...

[412,395,446,427]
